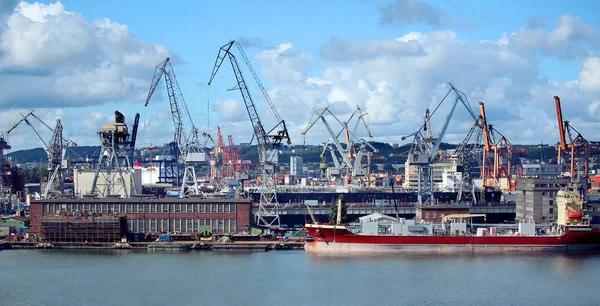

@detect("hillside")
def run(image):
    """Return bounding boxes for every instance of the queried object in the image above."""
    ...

[5,142,557,167]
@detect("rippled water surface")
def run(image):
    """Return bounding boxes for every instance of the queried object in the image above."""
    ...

[1,250,598,306]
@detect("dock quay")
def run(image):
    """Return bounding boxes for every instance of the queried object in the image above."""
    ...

[4,240,305,251]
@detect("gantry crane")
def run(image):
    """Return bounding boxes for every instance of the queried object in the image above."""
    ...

[555,96,588,180]
[208,40,291,227]
[145,58,207,196]
[6,111,76,199]
[302,106,376,185]
[404,83,478,205]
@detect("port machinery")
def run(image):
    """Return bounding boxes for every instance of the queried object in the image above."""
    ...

[301,106,377,185]
[5,111,78,199]
[208,40,291,227]
[145,58,208,196]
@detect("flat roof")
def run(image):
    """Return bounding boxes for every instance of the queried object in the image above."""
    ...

[31,197,252,204]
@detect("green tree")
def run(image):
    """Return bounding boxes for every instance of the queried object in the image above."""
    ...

[329,194,348,224]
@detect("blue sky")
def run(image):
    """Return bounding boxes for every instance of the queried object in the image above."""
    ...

[1,0,599,151]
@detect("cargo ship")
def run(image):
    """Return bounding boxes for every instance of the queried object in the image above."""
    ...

[304,188,600,253]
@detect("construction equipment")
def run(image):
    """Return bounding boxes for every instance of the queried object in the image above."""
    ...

[208,40,291,227]
[555,96,589,180]
[6,111,76,199]
[145,58,207,196]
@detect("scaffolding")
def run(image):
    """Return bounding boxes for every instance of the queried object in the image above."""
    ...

[41,215,127,243]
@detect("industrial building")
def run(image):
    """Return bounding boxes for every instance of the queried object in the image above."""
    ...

[74,169,142,198]
[515,178,570,223]
[403,161,460,190]
[521,163,562,179]
[28,197,252,237]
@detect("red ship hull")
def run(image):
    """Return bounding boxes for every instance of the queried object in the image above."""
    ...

[304,224,600,253]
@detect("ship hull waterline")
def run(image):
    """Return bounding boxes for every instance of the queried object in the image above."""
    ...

[304,224,600,254]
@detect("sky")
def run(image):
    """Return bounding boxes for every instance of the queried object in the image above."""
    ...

[0,0,599,152]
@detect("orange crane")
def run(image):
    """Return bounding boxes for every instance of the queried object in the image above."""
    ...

[555,96,588,178]
[479,101,512,191]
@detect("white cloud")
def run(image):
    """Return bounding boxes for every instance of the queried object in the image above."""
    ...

[320,38,424,61]
[508,14,600,59]
[0,1,175,109]
[579,57,600,92]
[214,99,246,122]
[252,14,600,146]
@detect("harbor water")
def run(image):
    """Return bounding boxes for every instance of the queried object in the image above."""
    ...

[1,250,599,306]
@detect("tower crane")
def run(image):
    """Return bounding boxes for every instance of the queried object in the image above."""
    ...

[555,96,588,180]
[6,111,76,199]
[145,58,207,196]
[208,40,291,227]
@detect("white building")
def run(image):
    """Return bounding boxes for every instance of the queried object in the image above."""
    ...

[74,169,142,198]
[403,161,460,189]
[290,156,304,178]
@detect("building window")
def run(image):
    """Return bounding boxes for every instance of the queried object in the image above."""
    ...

[194,204,199,213]
[549,200,554,206]
[550,208,554,214]
[432,212,437,218]
[426,212,430,218]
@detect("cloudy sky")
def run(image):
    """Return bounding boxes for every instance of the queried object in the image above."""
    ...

[0,0,598,152]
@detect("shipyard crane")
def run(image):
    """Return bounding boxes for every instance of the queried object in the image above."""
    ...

[555,96,589,180]
[302,106,376,184]
[478,102,512,191]
[145,58,207,196]
[208,40,291,227]
[453,115,485,203]
[6,111,76,199]
[91,111,139,197]
[405,83,478,205]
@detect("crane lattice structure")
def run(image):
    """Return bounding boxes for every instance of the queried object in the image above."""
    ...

[478,101,512,192]
[555,96,589,181]
[91,111,138,198]
[208,40,291,227]
[6,111,76,199]
[302,106,376,185]
[145,58,207,196]
[404,83,479,206]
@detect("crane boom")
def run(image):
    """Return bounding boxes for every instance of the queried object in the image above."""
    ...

[555,96,568,151]
[479,101,492,151]
[208,40,291,227]
[209,40,290,162]
[234,41,283,123]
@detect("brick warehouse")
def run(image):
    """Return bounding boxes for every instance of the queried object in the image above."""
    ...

[29,197,252,235]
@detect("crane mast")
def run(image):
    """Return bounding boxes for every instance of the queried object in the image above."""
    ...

[6,111,74,199]
[146,57,205,196]
[208,40,291,227]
